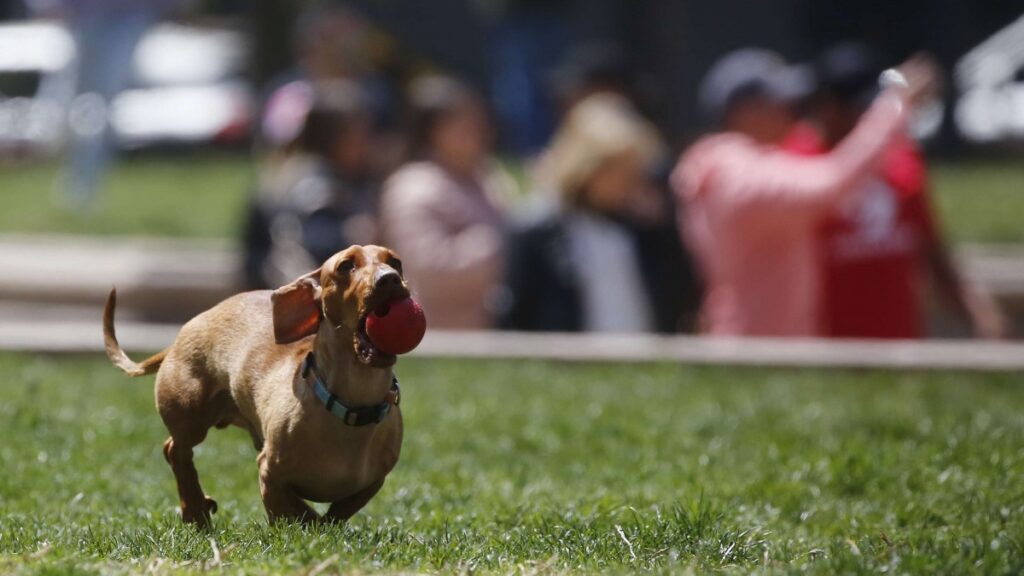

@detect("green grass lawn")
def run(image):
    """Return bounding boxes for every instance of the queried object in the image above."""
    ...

[0,353,1021,574]
[0,157,1021,244]
[932,162,1024,245]
[0,154,252,239]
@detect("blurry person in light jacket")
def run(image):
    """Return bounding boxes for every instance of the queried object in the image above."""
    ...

[379,76,514,330]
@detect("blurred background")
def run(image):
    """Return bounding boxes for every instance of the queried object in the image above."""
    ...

[0,0,1022,345]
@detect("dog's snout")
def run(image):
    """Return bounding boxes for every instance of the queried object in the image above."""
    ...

[374,268,402,290]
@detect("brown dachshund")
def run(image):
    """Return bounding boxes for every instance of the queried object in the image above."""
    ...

[103,245,409,527]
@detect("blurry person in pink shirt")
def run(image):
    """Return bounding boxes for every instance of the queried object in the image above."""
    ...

[672,49,938,337]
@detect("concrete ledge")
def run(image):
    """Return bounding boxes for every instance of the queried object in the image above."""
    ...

[1,234,1024,371]
[415,331,1024,372]
[959,244,1024,296]
[1,234,1023,328]
[3,321,1023,372]
[0,233,239,322]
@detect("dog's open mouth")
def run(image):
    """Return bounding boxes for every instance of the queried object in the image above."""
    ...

[354,308,397,368]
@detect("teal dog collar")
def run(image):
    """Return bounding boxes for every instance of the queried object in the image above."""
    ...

[302,353,399,426]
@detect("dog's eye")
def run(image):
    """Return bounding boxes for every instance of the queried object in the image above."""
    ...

[336,260,355,274]
[387,258,403,274]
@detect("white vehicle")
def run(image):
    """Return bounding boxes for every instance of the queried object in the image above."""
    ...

[0,20,253,158]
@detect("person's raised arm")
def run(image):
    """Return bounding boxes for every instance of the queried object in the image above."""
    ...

[721,55,940,217]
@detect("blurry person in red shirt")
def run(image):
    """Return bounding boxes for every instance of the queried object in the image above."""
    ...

[674,49,937,337]
[784,43,1006,339]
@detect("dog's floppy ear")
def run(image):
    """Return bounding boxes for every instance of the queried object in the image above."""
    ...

[271,269,323,344]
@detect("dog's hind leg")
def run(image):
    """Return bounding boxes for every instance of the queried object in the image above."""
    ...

[162,436,218,527]
[157,372,231,528]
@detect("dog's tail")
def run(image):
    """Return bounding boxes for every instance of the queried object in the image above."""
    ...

[103,288,167,377]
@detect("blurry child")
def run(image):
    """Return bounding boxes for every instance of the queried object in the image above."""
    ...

[244,80,381,288]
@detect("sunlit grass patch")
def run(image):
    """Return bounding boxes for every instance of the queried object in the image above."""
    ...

[0,353,1022,573]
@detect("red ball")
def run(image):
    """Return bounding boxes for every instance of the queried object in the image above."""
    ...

[365,297,427,355]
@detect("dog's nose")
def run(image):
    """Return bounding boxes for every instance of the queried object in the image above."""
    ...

[375,268,402,290]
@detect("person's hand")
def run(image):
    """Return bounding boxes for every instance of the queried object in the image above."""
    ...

[888,53,942,109]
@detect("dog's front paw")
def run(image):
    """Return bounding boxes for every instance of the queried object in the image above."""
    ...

[180,507,210,528]
[180,495,218,528]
